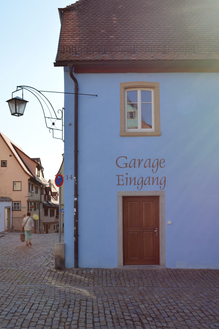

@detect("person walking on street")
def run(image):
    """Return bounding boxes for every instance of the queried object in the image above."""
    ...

[22,212,35,246]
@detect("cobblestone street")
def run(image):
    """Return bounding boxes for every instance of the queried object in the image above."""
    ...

[0,232,219,329]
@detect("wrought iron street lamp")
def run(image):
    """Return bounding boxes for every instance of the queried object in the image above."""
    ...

[7,85,64,141]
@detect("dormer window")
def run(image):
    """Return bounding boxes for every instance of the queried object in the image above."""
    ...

[36,167,40,177]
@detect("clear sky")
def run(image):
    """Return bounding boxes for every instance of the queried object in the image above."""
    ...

[1,0,76,181]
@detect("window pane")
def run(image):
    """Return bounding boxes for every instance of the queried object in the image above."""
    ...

[141,103,152,128]
[127,90,137,103]
[127,103,138,129]
[127,91,138,129]
[141,90,151,102]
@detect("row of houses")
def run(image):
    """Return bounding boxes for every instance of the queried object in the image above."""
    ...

[0,132,62,233]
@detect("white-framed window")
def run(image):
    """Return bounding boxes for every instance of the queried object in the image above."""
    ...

[13,201,21,210]
[120,81,161,137]
[13,181,22,191]
[126,88,153,131]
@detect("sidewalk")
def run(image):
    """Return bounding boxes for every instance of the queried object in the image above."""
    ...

[0,232,219,329]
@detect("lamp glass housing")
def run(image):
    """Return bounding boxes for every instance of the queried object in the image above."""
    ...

[6,96,28,116]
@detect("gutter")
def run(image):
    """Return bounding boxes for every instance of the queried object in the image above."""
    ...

[68,64,79,268]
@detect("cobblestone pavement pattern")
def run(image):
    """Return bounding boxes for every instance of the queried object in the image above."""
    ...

[0,233,219,329]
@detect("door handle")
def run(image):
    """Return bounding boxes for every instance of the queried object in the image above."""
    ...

[154,228,158,236]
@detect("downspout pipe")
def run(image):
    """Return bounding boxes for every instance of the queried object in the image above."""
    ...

[68,64,79,268]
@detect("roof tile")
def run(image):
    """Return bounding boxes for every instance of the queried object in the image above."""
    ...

[55,0,219,63]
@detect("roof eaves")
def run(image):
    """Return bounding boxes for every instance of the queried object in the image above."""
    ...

[54,59,219,74]
[0,197,12,202]
[13,145,36,177]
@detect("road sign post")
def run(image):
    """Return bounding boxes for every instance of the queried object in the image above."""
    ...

[55,174,64,242]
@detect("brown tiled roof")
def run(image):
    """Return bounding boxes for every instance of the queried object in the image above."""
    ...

[55,0,219,65]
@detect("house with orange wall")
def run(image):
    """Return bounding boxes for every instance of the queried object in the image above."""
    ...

[0,132,58,232]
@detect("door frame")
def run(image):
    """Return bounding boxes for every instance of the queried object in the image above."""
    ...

[117,191,165,267]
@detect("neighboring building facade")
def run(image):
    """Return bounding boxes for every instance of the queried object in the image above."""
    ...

[55,0,219,268]
[0,133,58,232]
[43,179,59,233]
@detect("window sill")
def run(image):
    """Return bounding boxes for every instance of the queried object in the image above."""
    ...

[120,131,161,137]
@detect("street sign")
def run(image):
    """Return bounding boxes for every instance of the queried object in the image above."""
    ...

[55,174,64,187]
[61,208,64,214]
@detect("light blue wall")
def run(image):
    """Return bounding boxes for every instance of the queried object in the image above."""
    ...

[64,69,219,268]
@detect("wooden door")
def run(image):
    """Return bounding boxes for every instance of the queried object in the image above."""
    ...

[4,208,10,231]
[123,196,159,265]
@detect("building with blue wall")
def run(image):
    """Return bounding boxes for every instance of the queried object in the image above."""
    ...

[55,0,219,269]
